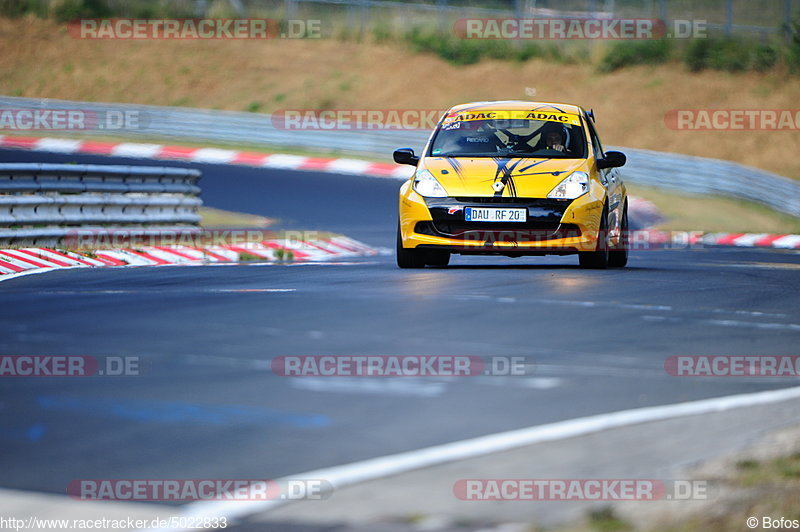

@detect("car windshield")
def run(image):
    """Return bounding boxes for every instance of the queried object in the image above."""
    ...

[429,111,587,159]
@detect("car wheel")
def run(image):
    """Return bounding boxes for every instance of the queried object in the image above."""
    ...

[578,204,609,269]
[396,222,426,268]
[425,250,450,267]
[608,203,629,268]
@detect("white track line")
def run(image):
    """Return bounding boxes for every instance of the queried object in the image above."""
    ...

[0,266,82,283]
[142,384,800,531]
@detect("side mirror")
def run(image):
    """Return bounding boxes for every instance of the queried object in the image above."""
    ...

[597,150,626,170]
[393,148,419,167]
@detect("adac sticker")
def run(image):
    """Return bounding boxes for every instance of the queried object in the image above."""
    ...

[442,110,581,127]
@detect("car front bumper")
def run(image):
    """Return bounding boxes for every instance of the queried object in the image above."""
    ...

[399,184,607,255]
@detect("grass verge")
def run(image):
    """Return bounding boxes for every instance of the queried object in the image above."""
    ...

[550,426,800,532]
[198,206,274,228]
[3,16,800,179]
[627,184,800,233]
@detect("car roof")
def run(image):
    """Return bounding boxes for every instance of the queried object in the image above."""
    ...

[447,101,586,116]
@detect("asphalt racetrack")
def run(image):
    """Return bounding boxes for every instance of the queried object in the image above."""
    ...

[1,148,799,501]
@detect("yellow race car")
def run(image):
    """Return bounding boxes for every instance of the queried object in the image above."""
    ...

[394,101,628,269]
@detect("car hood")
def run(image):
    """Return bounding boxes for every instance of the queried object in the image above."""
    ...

[420,157,588,198]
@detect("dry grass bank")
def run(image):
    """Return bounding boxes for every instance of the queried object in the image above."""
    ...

[2,16,800,179]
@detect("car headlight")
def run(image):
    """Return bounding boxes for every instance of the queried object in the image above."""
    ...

[413,169,448,198]
[547,171,589,200]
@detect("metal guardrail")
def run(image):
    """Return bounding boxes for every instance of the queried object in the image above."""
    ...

[0,96,429,157]
[614,147,800,218]
[0,163,202,246]
[1,96,798,218]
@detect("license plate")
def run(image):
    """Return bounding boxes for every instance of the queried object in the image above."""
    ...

[465,207,527,223]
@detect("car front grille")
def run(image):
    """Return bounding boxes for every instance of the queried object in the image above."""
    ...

[419,197,578,240]
[415,221,581,241]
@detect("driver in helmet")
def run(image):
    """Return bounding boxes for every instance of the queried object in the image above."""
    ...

[533,122,571,153]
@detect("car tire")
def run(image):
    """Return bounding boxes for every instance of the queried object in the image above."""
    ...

[578,204,609,269]
[425,250,450,267]
[396,223,427,268]
[608,203,629,268]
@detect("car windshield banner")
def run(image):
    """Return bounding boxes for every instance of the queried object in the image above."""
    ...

[442,110,581,127]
